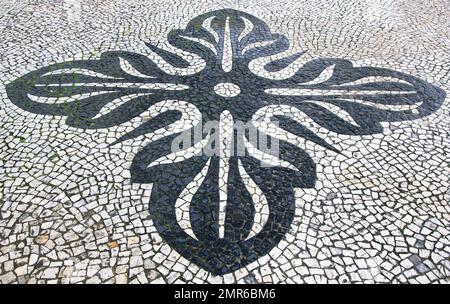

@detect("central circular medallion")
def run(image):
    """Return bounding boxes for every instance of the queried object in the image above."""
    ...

[214,82,241,98]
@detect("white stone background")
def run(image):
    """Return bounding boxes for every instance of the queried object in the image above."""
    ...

[0,0,449,283]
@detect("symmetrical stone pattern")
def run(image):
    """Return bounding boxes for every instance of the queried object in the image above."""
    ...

[0,0,449,284]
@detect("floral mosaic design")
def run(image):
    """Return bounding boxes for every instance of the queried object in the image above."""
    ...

[6,9,445,274]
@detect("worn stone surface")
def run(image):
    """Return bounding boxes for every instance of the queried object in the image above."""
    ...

[0,0,449,283]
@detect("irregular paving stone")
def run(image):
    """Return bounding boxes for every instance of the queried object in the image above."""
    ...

[107,241,119,249]
[0,0,449,284]
[34,235,49,245]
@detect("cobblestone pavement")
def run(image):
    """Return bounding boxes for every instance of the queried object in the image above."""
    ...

[1,0,449,284]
